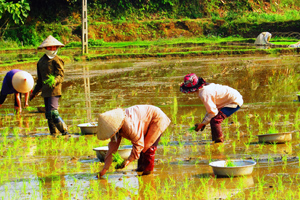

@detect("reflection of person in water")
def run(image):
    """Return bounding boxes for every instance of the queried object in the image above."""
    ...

[30,35,69,136]
[97,105,171,177]
[254,32,272,45]
[36,157,68,199]
[180,73,243,143]
[0,69,34,113]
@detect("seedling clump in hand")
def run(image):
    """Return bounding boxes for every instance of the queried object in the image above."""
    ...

[43,74,56,88]
[188,126,196,132]
[113,152,124,169]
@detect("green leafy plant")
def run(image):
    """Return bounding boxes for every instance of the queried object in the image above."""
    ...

[25,106,35,112]
[268,127,279,134]
[113,152,124,169]
[43,74,55,88]
[188,126,195,132]
[226,160,236,167]
[0,0,30,37]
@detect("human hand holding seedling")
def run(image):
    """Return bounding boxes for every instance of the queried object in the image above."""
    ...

[118,159,130,169]
[195,123,206,132]
[43,74,56,88]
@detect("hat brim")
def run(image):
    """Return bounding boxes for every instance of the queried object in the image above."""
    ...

[38,35,65,49]
[180,83,203,93]
[12,71,34,93]
[96,108,126,140]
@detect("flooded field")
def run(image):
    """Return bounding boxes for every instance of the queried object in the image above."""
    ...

[1,52,300,199]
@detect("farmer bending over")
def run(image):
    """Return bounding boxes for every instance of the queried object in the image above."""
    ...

[0,69,34,113]
[97,105,171,177]
[180,73,243,143]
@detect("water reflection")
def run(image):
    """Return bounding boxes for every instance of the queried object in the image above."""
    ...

[207,175,254,199]
[83,65,91,122]
[36,157,68,199]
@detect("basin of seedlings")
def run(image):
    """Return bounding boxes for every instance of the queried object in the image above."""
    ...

[77,122,98,135]
[93,145,132,162]
[209,160,256,177]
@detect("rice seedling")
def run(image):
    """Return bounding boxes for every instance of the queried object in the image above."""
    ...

[43,74,56,88]
[112,152,124,169]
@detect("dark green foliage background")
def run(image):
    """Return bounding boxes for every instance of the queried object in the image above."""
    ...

[1,0,300,46]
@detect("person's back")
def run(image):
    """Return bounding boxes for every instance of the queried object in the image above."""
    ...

[0,69,34,113]
[199,83,243,109]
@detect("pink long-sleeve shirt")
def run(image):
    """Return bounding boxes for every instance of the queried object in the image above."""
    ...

[198,83,243,125]
[103,105,171,170]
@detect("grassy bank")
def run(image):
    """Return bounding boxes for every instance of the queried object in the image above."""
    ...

[1,1,300,47]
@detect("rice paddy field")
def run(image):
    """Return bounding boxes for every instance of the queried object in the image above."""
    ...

[0,41,300,199]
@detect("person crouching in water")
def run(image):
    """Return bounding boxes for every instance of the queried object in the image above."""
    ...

[180,73,243,143]
[0,69,34,113]
[30,35,69,136]
[97,105,171,177]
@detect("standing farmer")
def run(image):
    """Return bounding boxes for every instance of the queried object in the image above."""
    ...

[0,69,34,113]
[30,35,69,136]
[97,105,171,177]
[180,73,243,143]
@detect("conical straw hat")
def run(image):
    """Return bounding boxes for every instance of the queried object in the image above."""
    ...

[97,108,125,140]
[38,35,65,49]
[12,71,34,93]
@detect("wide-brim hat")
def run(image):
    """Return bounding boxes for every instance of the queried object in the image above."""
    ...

[180,73,205,93]
[96,108,125,140]
[12,71,34,93]
[38,35,65,49]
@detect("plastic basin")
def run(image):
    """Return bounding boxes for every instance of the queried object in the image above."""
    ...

[93,145,132,162]
[257,132,292,144]
[209,160,256,177]
[77,122,97,134]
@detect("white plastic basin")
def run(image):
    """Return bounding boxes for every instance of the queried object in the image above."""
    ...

[257,132,292,144]
[93,145,132,162]
[77,122,97,134]
[209,160,256,177]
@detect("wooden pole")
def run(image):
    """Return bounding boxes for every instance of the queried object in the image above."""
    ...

[82,0,88,54]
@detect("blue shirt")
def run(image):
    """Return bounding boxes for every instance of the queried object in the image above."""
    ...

[0,69,21,95]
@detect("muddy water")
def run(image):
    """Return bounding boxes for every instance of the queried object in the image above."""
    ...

[1,54,300,199]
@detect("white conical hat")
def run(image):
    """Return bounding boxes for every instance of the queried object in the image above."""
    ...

[38,35,65,49]
[12,71,34,93]
[97,108,125,140]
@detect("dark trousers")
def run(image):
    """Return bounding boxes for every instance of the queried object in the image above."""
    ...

[44,96,60,112]
[44,96,68,135]
[210,106,240,143]
[137,135,161,173]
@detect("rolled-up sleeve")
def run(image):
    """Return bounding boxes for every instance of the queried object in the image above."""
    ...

[199,90,218,125]
[128,136,144,162]
[121,116,145,162]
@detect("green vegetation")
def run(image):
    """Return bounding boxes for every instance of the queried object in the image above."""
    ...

[25,106,35,112]
[0,1,299,47]
[225,160,237,167]
[43,74,55,88]
[0,55,300,198]
[112,152,124,169]
[188,126,196,132]
[268,127,279,134]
